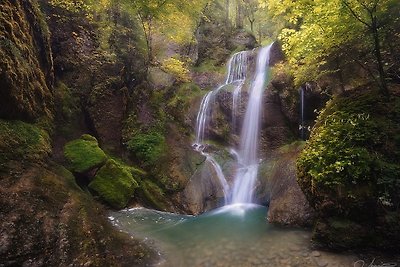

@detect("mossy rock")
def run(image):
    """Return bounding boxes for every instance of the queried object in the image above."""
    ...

[0,0,54,121]
[297,88,400,249]
[89,159,139,209]
[139,180,169,211]
[0,161,155,266]
[0,119,51,170]
[64,135,107,173]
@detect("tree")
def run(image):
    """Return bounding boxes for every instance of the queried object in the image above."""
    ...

[119,0,211,67]
[261,0,399,96]
[242,0,258,33]
[341,0,392,96]
[126,0,169,63]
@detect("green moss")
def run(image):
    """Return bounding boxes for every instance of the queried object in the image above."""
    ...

[140,180,168,211]
[126,132,167,167]
[0,0,54,121]
[89,159,139,209]
[64,135,107,173]
[0,119,51,169]
[54,82,81,136]
[297,89,400,211]
[109,155,147,178]
[297,88,400,249]
[193,59,225,74]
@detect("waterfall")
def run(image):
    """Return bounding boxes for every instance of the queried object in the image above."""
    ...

[205,154,230,204]
[226,51,249,84]
[195,51,249,146]
[193,51,250,202]
[195,91,213,145]
[229,52,248,133]
[232,80,244,134]
[193,44,272,206]
[300,87,305,140]
[230,44,273,204]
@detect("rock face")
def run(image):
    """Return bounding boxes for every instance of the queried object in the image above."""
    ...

[0,2,157,266]
[0,164,156,267]
[263,142,315,227]
[228,29,257,51]
[196,3,258,66]
[42,1,147,154]
[0,0,54,122]
[0,121,156,266]
[87,83,129,152]
[297,87,400,250]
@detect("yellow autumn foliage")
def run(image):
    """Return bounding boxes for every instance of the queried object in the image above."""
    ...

[161,57,191,83]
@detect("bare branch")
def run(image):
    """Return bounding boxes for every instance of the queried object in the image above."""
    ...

[342,0,371,29]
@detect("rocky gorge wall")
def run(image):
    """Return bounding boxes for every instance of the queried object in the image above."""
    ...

[0,0,54,122]
[0,1,157,266]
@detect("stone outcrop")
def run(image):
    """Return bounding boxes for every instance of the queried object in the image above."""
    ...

[0,2,157,265]
[0,0,54,122]
[262,142,315,227]
[297,87,400,250]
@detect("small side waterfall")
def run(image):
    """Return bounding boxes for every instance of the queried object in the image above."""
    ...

[195,91,214,145]
[229,52,248,133]
[193,44,273,207]
[300,87,305,140]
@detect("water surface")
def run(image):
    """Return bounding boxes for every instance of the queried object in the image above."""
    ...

[110,204,357,267]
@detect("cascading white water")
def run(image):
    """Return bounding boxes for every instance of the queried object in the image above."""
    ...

[193,51,250,202]
[300,87,305,140]
[229,52,248,133]
[193,45,272,206]
[195,51,249,145]
[195,91,214,145]
[232,80,244,134]
[225,51,249,84]
[206,155,230,204]
[230,44,273,204]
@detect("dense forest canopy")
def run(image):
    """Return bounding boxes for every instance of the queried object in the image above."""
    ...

[261,0,400,95]
[45,0,400,96]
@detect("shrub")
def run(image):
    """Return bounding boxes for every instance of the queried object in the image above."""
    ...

[126,132,167,167]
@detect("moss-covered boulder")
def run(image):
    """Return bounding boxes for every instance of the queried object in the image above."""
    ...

[0,161,156,266]
[0,119,51,170]
[89,159,139,209]
[297,87,400,250]
[64,134,107,173]
[0,0,54,122]
[139,180,169,211]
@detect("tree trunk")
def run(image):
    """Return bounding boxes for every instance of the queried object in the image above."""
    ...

[250,19,255,33]
[371,18,389,96]
[225,0,230,26]
[335,56,345,93]
[236,1,243,29]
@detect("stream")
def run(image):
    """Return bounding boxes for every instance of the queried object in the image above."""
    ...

[109,204,359,267]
